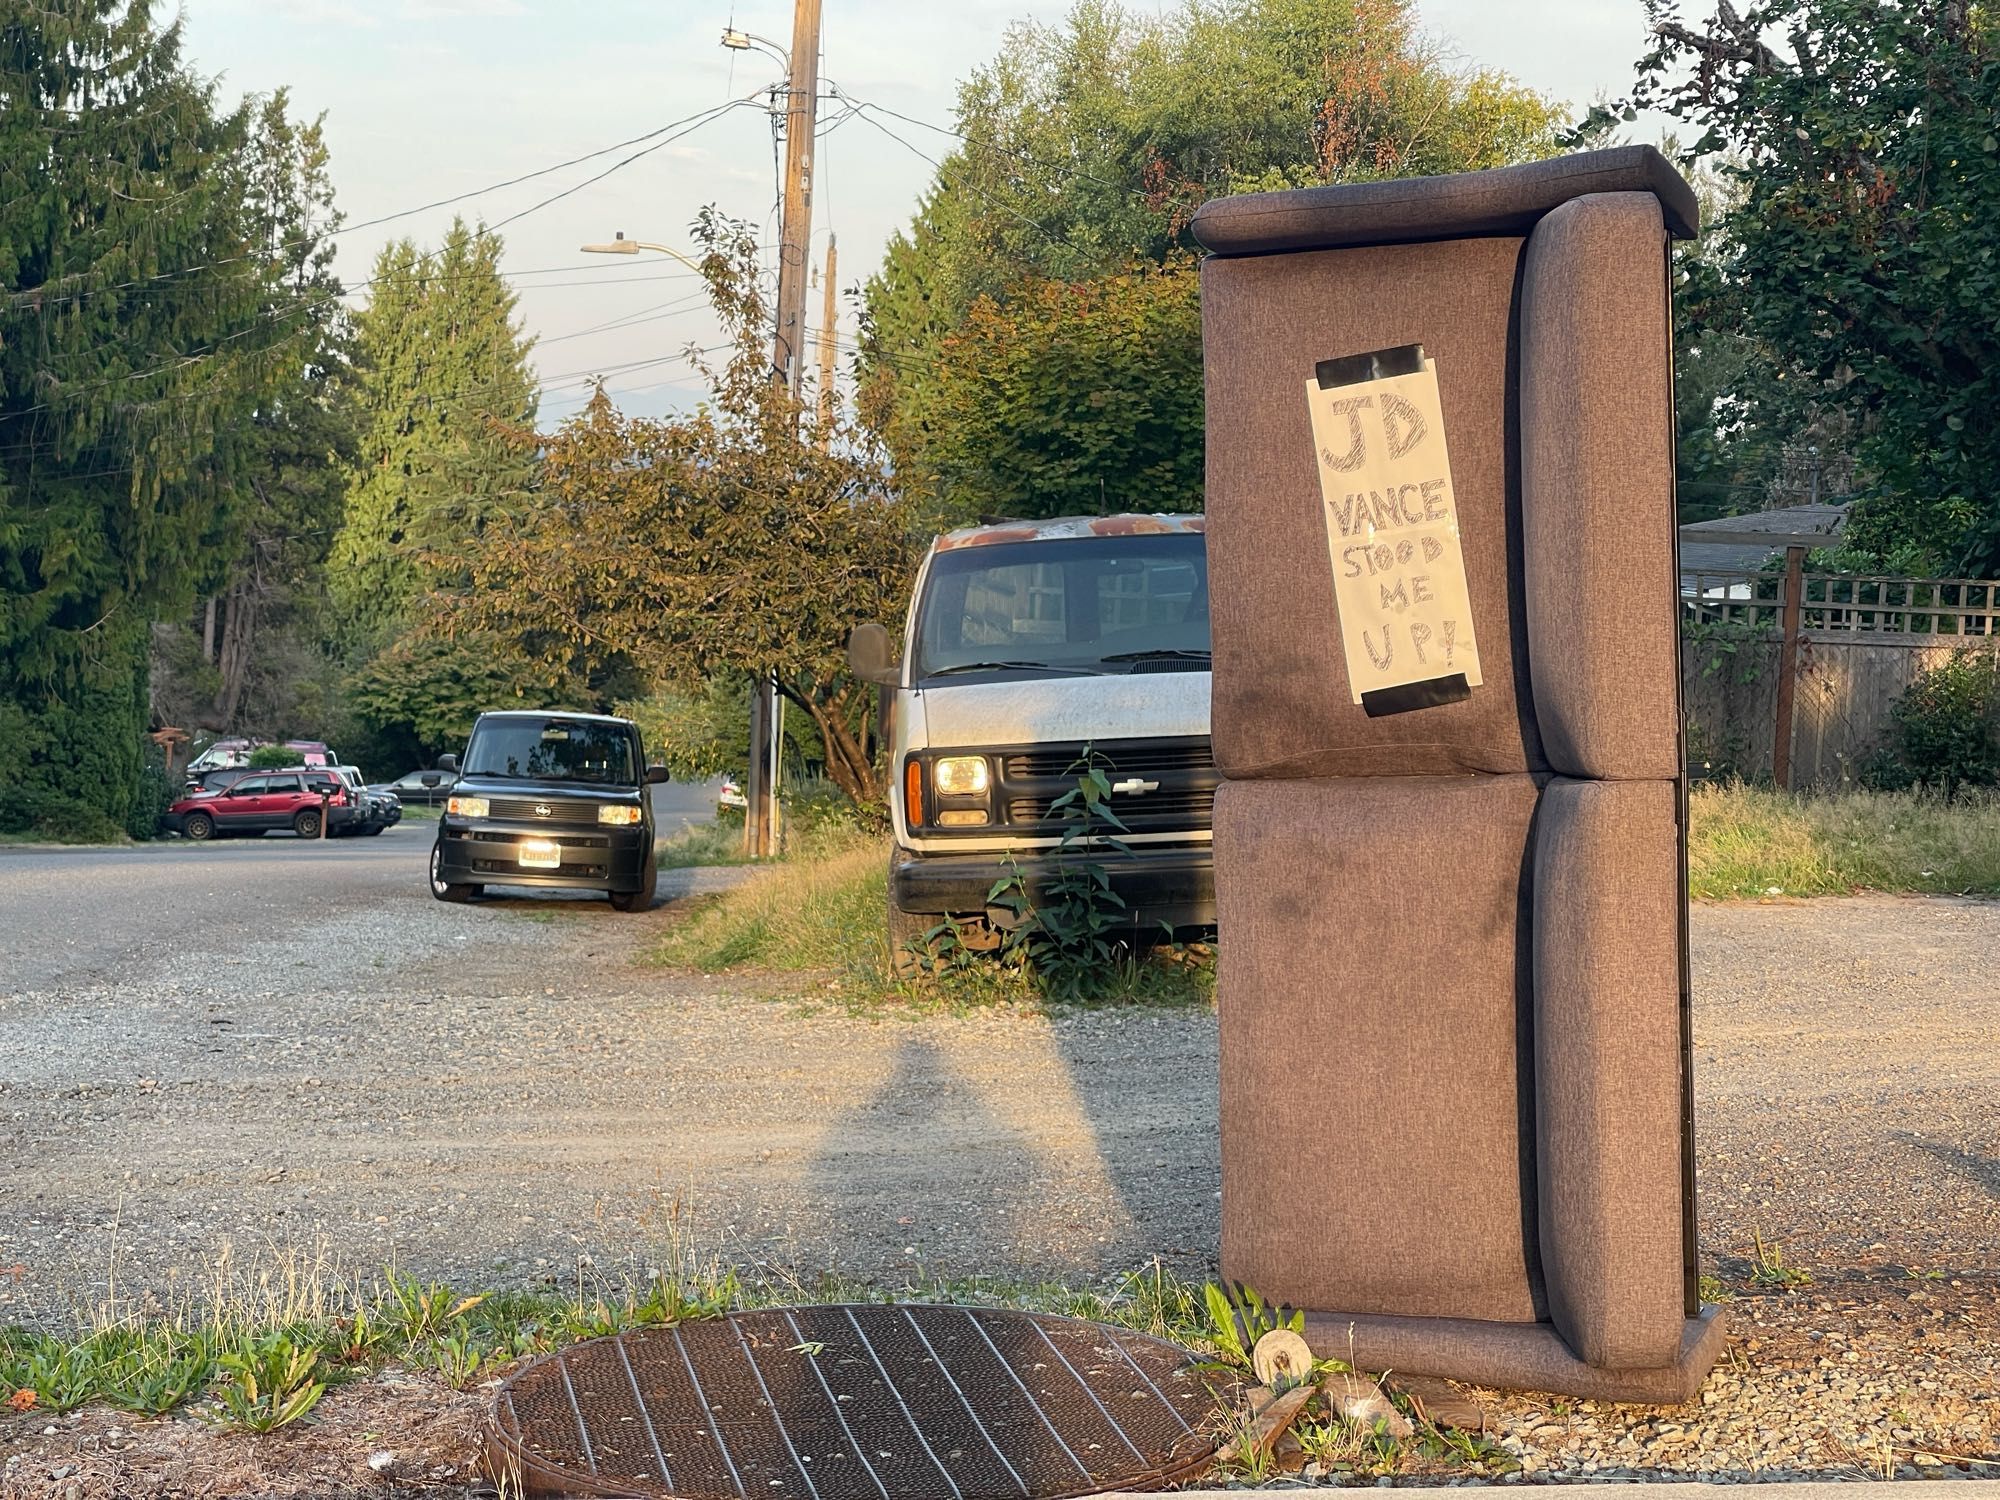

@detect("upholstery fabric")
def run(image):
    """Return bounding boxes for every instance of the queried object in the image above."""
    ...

[1190,145,1700,257]
[1215,774,1545,1325]
[1303,1307,1726,1406]
[1522,194,1682,781]
[1202,147,1717,1401]
[1202,236,1545,780]
[1534,778,1687,1369]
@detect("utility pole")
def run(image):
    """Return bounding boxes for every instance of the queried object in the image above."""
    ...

[815,233,838,443]
[743,0,823,859]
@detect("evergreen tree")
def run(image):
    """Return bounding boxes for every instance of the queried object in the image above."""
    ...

[329,219,538,638]
[0,1,301,832]
[152,91,357,737]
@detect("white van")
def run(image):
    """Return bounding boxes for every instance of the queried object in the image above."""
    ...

[848,514,1215,963]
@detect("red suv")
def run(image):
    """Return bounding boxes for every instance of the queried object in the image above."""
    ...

[165,769,355,840]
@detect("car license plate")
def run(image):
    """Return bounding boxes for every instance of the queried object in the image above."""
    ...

[518,839,562,869]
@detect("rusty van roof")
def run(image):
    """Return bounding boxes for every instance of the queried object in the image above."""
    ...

[933,513,1207,552]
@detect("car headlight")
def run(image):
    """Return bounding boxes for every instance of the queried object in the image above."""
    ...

[447,795,489,818]
[598,805,643,825]
[932,755,991,797]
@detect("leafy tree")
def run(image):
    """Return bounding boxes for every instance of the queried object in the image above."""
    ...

[441,215,917,806]
[618,675,834,784]
[329,219,538,637]
[0,1,307,832]
[929,258,1203,521]
[1622,0,2000,573]
[860,0,1567,515]
[346,633,554,758]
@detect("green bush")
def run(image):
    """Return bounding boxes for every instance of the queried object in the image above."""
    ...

[126,756,174,840]
[248,743,298,769]
[1876,650,2000,795]
[0,787,125,843]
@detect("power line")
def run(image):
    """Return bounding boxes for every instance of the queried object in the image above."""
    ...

[9,98,757,312]
[7,102,756,415]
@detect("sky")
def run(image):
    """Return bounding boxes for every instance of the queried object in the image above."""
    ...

[180,0,1663,421]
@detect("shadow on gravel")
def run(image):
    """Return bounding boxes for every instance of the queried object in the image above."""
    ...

[1893,1130,2000,1202]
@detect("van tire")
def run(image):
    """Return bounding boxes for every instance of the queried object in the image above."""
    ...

[886,895,934,980]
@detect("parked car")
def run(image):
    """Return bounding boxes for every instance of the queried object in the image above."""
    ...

[328,766,397,834]
[374,768,456,807]
[717,774,747,811]
[429,710,668,910]
[184,765,253,796]
[186,738,337,775]
[164,767,361,840]
[848,513,1215,974]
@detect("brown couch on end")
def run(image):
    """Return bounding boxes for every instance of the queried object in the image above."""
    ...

[1194,146,1724,1402]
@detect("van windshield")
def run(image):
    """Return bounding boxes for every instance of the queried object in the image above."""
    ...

[462,717,639,785]
[912,532,1209,681]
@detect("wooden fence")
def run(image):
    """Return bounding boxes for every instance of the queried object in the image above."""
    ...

[1681,549,2000,788]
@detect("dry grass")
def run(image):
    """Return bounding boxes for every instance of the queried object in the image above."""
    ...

[650,833,885,973]
[1687,782,2000,899]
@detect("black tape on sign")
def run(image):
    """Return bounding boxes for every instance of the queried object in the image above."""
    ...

[1361,673,1472,718]
[1317,342,1427,390]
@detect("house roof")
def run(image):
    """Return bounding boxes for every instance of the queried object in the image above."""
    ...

[1679,502,1848,585]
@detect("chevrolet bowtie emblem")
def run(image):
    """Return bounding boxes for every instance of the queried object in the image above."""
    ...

[1110,778,1159,795]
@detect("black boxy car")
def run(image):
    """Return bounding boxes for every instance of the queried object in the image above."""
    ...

[429,711,667,911]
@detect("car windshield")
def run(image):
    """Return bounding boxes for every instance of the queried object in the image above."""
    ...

[912,532,1209,681]
[462,717,639,785]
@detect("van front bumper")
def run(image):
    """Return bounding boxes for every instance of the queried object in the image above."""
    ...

[890,843,1215,931]
[436,819,651,892]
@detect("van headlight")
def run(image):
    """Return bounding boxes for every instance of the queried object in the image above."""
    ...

[932,756,991,797]
[598,805,643,825]
[447,795,489,818]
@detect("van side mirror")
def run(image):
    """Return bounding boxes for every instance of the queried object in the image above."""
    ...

[646,765,669,784]
[436,753,458,773]
[847,623,900,687]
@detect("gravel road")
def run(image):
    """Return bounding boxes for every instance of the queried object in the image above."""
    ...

[1,846,1995,1310]
[1,840,1997,1483]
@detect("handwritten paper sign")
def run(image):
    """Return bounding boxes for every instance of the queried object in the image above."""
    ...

[1305,345,1483,714]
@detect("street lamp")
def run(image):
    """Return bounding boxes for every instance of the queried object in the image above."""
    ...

[579,235,705,275]
[720,27,789,68]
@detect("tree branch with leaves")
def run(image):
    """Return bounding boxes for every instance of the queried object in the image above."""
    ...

[435,213,917,807]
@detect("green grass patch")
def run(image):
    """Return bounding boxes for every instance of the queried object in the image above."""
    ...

[1688,782,2000,899]
[655,817,755,870]
[655,835,887,972]
[650,834,1213,1011]
[0,1258,1211,1428]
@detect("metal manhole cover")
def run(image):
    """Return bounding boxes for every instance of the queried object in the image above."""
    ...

[487,1304,1222,1498]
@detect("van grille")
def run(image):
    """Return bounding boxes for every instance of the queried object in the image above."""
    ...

[993,737,1215,838]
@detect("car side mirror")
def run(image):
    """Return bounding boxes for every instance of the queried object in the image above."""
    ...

[847,623,900,687]
[646,765,670,784]
[436,753,458,773]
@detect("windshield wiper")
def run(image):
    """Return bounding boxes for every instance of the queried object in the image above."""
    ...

[1099,649,1211,662]
[925,660,1100,677]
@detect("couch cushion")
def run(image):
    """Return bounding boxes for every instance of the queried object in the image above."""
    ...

[1203,236,1545,779]
[1521,193,1682,781]
[1216,773,1546,1324]
[1533,777,1688,1369]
